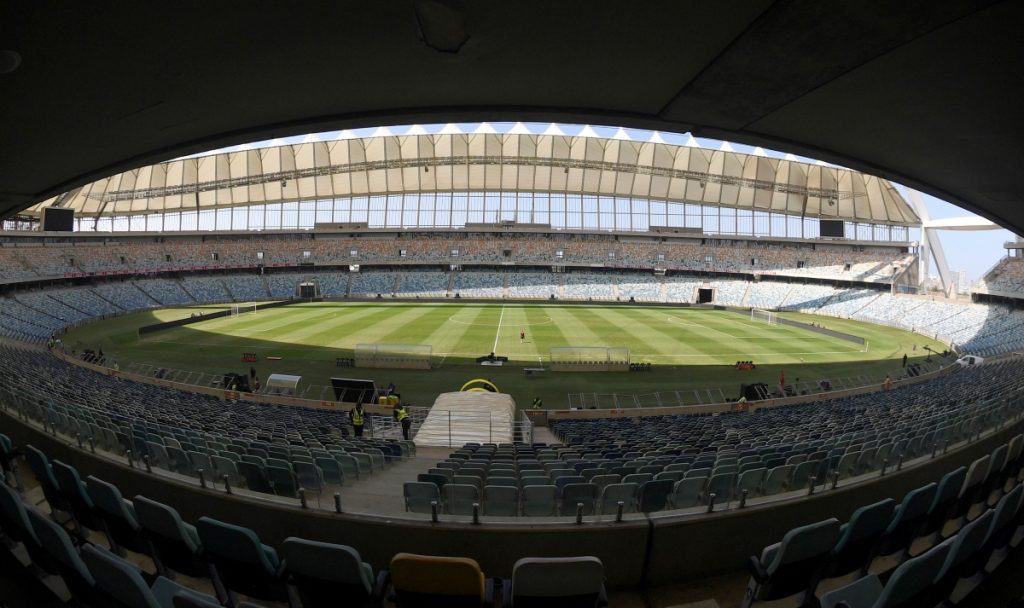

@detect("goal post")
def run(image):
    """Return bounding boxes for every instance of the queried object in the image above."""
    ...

[231,303,257,317]
[354,343,432,370]
[549,346,630,372]
[751,309,777,325]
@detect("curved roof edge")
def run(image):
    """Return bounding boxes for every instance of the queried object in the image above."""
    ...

[32,132,918,226]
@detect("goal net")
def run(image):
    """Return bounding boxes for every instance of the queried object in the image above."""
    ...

[751,309,778,325]
[549,346,630,372]
[231,303,257,317]
[354,343,432,370]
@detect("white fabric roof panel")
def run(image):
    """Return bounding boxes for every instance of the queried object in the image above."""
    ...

[34,133,919,224]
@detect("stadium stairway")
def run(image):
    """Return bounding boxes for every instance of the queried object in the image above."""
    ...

[414,392,516,448]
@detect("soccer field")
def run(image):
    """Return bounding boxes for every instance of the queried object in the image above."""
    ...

[65,301,946,409]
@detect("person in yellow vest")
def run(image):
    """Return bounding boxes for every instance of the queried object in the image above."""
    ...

[349,401,366,438]
[393,403,411,440]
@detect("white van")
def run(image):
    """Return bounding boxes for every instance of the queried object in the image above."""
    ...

[956,355,984,367]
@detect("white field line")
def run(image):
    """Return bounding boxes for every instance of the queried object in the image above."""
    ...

[138,340,861,360]
[493,304,506,352]
[431,350,864,358]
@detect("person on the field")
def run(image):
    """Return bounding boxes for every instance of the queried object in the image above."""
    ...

[393,403,411,440]
[349,401,366,438]
[531,396,543,409]
[520,330,525,343]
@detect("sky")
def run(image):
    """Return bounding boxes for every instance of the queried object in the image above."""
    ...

[187,122,1016,283]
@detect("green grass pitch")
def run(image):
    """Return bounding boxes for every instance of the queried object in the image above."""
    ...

[64,301,947,410]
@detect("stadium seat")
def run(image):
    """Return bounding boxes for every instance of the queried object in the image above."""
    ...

[671,477,705,509]
[982,444,1010,504]
[210,455,242,488]
[26,507,98,601]
[265,465,299,498]
[334,453,361,480]
[638,479,674,512]
[280,537,388,608]
[293,461,325,495]
[954,455,992,522]
[925,509,994,607]
[704,473,736,505]
[453,475,483,491]
[314,457,345,485]
[186,451,212,477]
[734,468,765,500]
[521,485,558,517]
[591,474,621,493]
[82,543,219,608]
[0,480,53,572]
[502,556,607,607]
[51,459,104,541]
[822,498,896,580]
[876,483,938,561]
[388,552,493,608]
[404,482,440,514]
[560,483,598,516]
[599,483,638,515]
[166,446,191,474]
[86,475,148,555]
[0,433,20,488]
[481,485,519,516]
[195,516,288,603]
[236,461,273,494]
[133,495,209,579]
[973,483,1023,575]
[417,473,448,489]
[146,443,173,471]
[923,466,967,541]
[762,465,794,496]
[742,518,840,608]
[788,461,818,490]
[819,539,951,608]
[443,484,480,516]
[24,444,66,515]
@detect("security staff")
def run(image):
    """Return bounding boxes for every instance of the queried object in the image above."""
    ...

[394,403,411,440]
[349,401,366,438]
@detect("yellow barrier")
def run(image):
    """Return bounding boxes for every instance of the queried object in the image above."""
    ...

[459,378,500,393]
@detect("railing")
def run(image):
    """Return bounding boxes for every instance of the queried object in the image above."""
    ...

[567,357,949,410]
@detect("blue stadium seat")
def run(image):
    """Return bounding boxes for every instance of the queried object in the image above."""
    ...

[404,482,440,514]
[281,537,388,608]
[503,556,607,607]
[26,507,98,601]
[82,543,219,608]
[86,475,147,555]
[819,538,952,608]
[195,516,288,603]
[133,495,208,579]
[823,498,896,580]
[743,518,840,608]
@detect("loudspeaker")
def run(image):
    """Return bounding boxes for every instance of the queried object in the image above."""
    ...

[42,207,74,231]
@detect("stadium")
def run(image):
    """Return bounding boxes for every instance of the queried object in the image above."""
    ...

[2,4,1024,608]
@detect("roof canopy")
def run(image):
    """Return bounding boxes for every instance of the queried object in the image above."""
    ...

[34,131,917,226]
